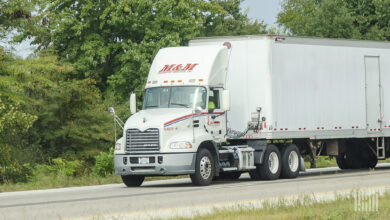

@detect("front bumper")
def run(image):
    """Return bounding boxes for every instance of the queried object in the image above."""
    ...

[114,153,196,176]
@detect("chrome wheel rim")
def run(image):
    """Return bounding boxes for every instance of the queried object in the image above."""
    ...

[288,151,299,172]
[200,156,212,179]
[268,152,279,174]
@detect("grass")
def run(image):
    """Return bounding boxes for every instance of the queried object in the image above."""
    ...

[172,192,390,220]
[304,156,338,169]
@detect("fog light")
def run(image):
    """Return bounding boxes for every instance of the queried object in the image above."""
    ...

[158,156,163,164]
[123,157,127,165]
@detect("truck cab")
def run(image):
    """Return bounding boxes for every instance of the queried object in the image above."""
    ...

[114,45,236,186]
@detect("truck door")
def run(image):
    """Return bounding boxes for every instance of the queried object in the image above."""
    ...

[207,88,227,141]
[364,56,383,133]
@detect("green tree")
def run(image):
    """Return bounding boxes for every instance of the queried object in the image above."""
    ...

[18,0,266,98]
[0,48,37,183]
[277,0,390,41]
[0,50,113,166]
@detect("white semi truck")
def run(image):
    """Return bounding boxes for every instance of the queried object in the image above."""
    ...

[112,35,390,186]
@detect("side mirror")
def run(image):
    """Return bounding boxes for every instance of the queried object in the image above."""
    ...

[108,107,115,115]
[130,93,137,114]
[195,106,202,115]
[221,90,230,111]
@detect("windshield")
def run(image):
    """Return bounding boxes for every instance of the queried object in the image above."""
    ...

[143,86,207,110]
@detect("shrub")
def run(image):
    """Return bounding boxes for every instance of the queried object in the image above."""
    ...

[92,149,114,177]
[32,158,84,179]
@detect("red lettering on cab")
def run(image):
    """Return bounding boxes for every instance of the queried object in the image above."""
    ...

[159,63,199,73]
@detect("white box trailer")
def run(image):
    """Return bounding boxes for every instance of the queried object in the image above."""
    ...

[190,36,390,140]
[113,35,390,187]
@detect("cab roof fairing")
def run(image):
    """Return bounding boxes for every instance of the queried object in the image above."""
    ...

[145,45,230,88]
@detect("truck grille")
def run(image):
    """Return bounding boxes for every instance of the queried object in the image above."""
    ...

[125,128,160,152]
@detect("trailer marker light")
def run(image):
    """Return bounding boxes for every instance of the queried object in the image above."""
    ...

[317,127,320,130]
[339,127,341,129]
[335,127,338,129]
[322,127,324,130]
[148,81,151,84]
[170,80,175,83]
[356,126,359,128]
[199,79,204,82]
[285,128,288,130]
[274,128,277,131]
[178,80,182,83]
[352,126,355,129]
[304,128,306,130]
[164,80,168,83]
[299,128,301,130]
[280,128,283,131]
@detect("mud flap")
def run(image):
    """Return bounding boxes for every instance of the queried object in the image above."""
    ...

[299,156,306,172]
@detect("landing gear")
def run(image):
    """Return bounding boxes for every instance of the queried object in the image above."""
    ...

[190,148,215,186]
[249,145,281,180]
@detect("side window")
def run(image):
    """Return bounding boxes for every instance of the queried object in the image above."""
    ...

[208,89,220,111]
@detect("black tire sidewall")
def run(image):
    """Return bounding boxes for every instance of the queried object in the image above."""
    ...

[280,144,300,179]
[336,153,348,169]
[258,145,281,180]
[121,175,145,187]
[190,148,214,186]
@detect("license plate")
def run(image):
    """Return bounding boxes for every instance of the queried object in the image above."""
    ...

[139,157,149,164]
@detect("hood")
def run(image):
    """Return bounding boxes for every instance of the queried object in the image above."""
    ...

[124,108,194,131]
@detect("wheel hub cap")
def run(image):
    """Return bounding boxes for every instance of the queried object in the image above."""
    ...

[200,156,212,179]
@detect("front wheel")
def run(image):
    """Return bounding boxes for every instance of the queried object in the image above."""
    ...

[249,145,281,180]
[121,175,145,187]
[190,148,215,186]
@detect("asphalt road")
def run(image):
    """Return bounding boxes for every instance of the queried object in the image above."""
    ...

[1,164,390,220]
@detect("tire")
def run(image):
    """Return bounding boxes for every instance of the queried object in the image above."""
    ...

[336,153,348,169]
[249,145,281,181]
[121,175,145,187]
[366,157,378,169]
[190,148,214,186]
[218,172,242,180]
[280,144,300,179]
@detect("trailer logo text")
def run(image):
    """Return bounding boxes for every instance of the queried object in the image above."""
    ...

[159,63,199,73]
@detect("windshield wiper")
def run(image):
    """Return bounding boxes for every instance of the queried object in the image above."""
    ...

[170,103,189,108]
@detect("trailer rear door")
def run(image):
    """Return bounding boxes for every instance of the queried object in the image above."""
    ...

[365,56,382,132]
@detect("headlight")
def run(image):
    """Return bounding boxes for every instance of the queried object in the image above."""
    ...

[169,141,192,149]
[115,142,122,150]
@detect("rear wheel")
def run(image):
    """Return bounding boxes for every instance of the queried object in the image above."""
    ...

[280,144,300,179]
[336,153,348,169]
[190,148,214,186]
[249,145,281,180]
[344,140,378,169]
[121,175,145,187]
